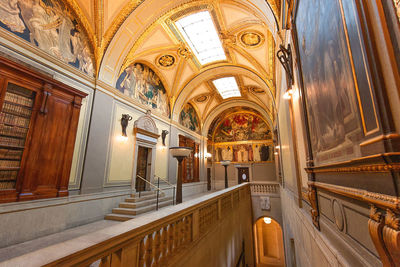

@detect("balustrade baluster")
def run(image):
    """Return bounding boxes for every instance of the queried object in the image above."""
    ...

[174,220,180,249]
[145,233,154,267]
[154,229,161,266]
[168,224,174,254]
[160,226,168,263]
[138,239,145,267]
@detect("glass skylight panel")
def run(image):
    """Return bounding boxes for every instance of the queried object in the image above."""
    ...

[175,11,226,65]
[213,77,241,99]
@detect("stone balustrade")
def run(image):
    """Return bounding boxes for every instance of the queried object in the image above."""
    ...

[2,183,253,267]
[250,182,280,195]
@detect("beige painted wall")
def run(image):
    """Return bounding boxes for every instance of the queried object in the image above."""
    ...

[107,104,141,183]
[153,120,170,181]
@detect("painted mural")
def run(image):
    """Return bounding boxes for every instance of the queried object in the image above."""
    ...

[116,62,170,117]
[179,103,200,133]
[0,0,94,76]
[213,113,271,142]
[295,0,369,165]
[214,143,272,163]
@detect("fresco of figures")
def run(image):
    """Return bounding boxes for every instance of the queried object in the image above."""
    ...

[213,113,271,142]
[179,103,200,133]
[116,62,170,117]
[0,0,94,76]
[214,143,272,163]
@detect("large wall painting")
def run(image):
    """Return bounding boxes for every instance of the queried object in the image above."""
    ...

[179,103,200,133]
[211,112,272,163]
[294,0,378,165]
[213,113,271,142]
[214,142,273,163]
[0,0,94,76]
[116,62,170,118]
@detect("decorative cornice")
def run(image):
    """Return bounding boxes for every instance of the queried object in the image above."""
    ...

[305,153,400,173]
[311,182,400,212]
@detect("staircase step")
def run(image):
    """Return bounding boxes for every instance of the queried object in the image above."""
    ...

[119,196,173,209]
[125,193,165,203]
[112,199,173,216]
[131,190,163,198]
[104,213,136,222]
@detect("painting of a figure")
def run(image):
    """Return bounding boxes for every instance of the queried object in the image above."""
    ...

[214,143,272,163]
[295,0,364,165]
[0,0,94,76]
[213,113,271,142]
[116,62,170,118]
[179,103,200,133]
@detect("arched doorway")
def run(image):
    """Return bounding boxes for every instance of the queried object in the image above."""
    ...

[254,217,285,267]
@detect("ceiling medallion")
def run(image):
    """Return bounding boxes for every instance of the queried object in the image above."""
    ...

[239,31,265,48]
[195,94,209,103]
[178,44,191,59]
[156,54,176,68]
[249,86,265,94]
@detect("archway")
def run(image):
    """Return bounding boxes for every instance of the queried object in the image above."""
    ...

[254,217,285,267]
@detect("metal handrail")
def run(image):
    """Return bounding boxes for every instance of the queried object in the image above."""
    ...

[154,175,176,205]
[154,175,175,187]
[136,175,164,210]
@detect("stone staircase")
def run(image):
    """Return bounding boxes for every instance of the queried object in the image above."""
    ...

[105,190,174,221]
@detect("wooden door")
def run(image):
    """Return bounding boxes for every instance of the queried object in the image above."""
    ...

[20,85,82,200]
[136,146,149,192]
[237,167,249,184]
[178,135,199,183]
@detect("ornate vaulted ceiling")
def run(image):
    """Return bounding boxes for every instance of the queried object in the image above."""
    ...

[56,0,279,129]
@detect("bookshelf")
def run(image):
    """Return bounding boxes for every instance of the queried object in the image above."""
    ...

[0,83,35,190]
[0,56,87,203]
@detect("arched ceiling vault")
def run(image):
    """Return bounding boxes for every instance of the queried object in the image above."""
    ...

[64,0,280,131]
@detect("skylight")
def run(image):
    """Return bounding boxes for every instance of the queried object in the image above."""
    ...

[213,77,241,99]
[175,11,226,65]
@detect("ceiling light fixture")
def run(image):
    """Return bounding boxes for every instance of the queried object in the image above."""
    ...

[175,11,226,65]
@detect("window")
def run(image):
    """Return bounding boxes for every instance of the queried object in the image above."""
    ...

[212,77,241,99]
[175,11,226,65]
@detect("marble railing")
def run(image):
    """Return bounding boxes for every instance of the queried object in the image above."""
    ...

[4,184,252,267]
[250,182,280,195]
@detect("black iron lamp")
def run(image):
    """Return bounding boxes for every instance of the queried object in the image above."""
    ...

[221,160,231,189]
[170,146,192,204]
[121,114,132,137]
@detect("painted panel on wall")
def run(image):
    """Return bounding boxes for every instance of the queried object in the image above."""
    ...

[116,62,170,118]
[213,113,271,142]
[0,0,94,76]
[214,142,273,163]
[295,0,371,165]
[179,103,200,133]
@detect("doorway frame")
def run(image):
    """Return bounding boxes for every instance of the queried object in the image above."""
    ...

[131,111,160,192]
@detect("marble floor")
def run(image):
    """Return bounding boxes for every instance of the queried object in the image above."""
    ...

[0,190,216,262]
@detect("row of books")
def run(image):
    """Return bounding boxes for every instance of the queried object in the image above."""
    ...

[0,124,28,138]
[0,149,22,160]
[5,92,34,108]
[2,102,33,117]
[0,113,30,128]
[0,170,18,179]
[0,160,20,168]
[0,136,25,147]
[0,181,16,189]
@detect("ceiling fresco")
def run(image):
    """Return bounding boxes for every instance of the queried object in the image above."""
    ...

[0,0,280,134]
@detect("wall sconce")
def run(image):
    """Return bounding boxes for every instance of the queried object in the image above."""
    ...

[277,44,294,87]
[283,89,293,100]
[121,114,132,137]
[161,130,169,146]
[205,152,212,158]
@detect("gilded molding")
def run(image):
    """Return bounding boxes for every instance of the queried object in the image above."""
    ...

[394,0,400,23]
[311,182,400,212]
[308,184,320,230]
[386,209,400,230]
[306,163,400,173]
